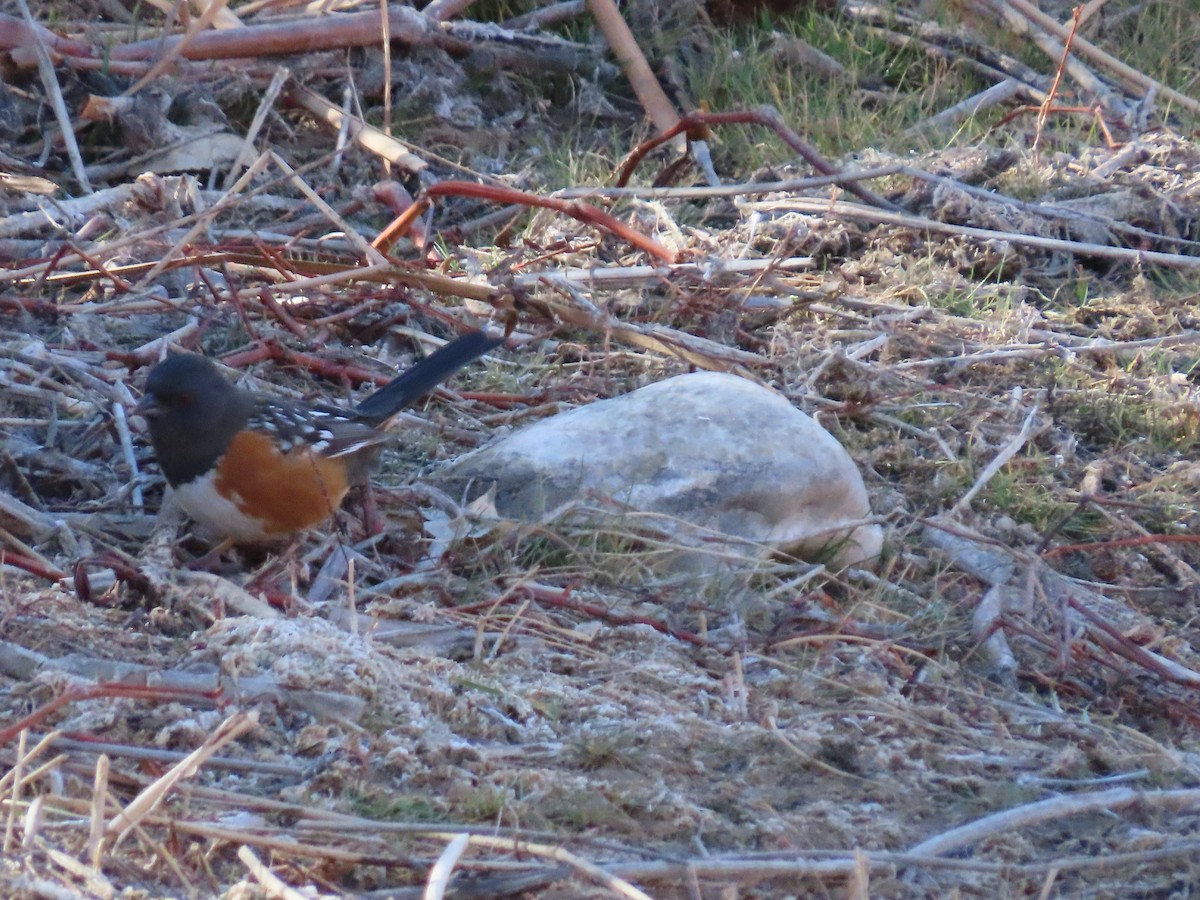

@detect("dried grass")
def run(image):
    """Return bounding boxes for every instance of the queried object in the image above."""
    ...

[3,0,1200,896]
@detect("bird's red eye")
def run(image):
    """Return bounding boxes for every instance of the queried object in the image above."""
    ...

[178,393,194,406]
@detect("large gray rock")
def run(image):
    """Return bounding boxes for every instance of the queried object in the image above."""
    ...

[434,372,881,568]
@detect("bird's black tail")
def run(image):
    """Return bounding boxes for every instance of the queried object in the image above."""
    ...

[353,330,503,425]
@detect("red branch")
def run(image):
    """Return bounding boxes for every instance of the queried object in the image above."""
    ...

[615,108,900,212]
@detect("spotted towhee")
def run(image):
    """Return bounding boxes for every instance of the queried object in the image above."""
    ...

[136,330,502,544]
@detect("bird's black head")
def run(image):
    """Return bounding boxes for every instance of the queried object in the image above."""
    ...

[139,354,229,416]
[136,354,250,485]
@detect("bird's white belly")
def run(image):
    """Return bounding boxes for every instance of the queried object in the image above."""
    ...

[172,473,274,545]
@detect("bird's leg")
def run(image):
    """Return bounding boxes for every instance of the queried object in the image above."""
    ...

[184,537,236,571]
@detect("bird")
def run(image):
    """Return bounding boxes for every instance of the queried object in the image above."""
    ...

[136,330,502,545]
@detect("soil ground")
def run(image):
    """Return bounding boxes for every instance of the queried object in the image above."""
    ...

[2,1,1200,897]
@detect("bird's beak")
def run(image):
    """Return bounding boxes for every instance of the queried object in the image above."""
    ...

[134,394,161,419]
